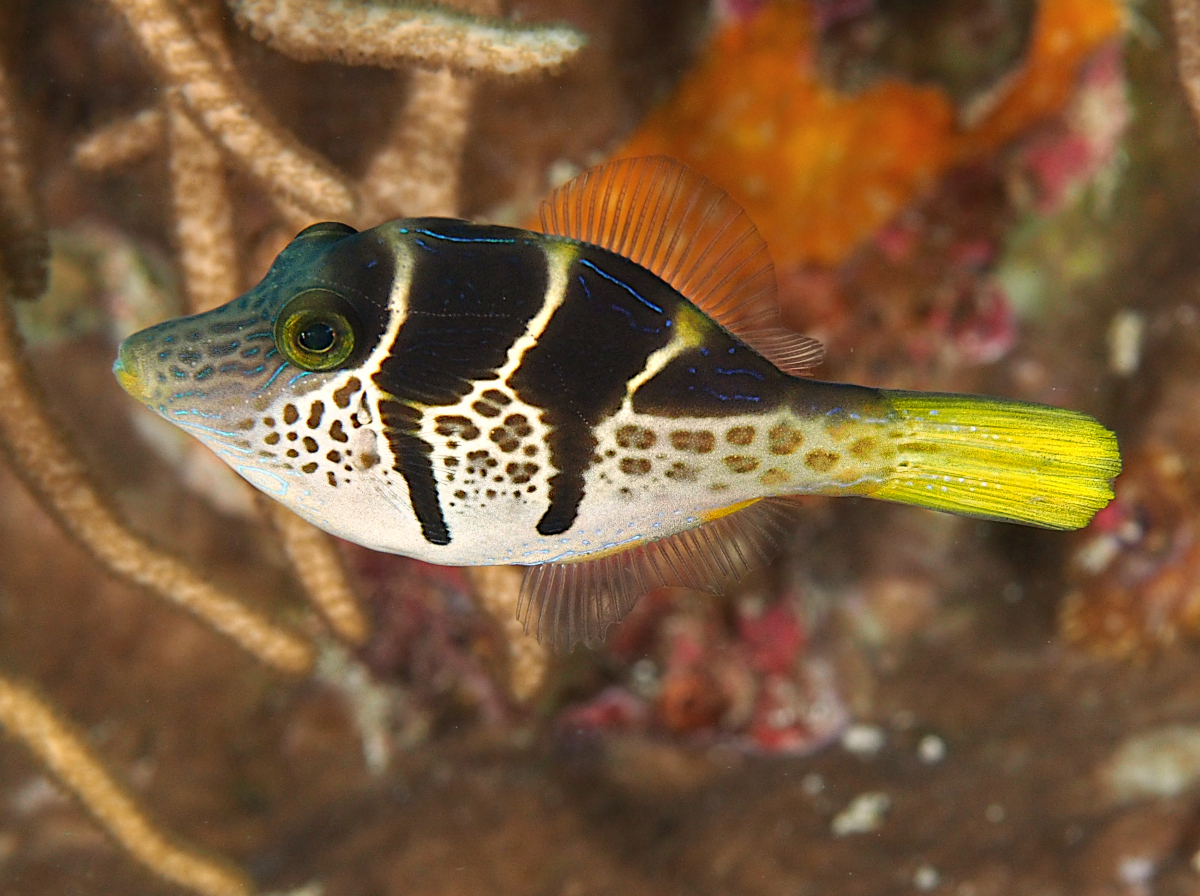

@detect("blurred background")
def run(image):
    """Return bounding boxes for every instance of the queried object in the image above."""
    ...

[2,0,1200,893]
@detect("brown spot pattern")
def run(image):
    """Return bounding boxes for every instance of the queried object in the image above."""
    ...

[849,437,877,459]
[760,468,790,487]
[306,401,324,428]
[504,414,533,436]
[665,462,698,482]
[805,449,839,473]
[620,457,652,475]
[264,432,280,445]
[301,462,318,474]
[506,461,539,484]
[329,420,348,443]
[670,430,715,454]
[726,426,755,446]
[302,436,318,453]
[768,423,804,455]
[723,455,760,473]
[435,415,480,441]
[283,404,299,425]
[616,425,657,450]
[489,414,533,453]
[332,377,361,408]
[472,400,501,418]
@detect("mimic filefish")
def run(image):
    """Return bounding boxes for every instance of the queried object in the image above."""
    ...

[114,157,1121,650]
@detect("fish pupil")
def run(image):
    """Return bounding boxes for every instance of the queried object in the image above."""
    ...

[298,321,336,353]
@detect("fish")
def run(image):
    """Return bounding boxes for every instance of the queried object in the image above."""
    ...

[113,156,1122,650]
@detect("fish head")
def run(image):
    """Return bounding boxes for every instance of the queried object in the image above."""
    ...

[114,221,405,534]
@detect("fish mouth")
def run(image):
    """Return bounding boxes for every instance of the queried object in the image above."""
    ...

[112,337,151,405]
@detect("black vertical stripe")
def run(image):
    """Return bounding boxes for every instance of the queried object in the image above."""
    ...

[510,247,680,535]
[371,220,551,544]
[378,401,451,545]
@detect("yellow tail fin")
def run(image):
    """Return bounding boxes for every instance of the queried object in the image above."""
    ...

[871,392,1121,530]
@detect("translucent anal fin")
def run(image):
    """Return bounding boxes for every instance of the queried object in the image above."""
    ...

[539,156,823,374]
[517,498,800,652]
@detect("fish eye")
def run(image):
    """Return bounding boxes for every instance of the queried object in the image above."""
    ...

[274,289,360,372]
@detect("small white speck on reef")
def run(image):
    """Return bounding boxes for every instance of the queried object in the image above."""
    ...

[841,722,886,757]
[913,864,941,891]
[1107,309,1144,376]
[831,791,891,836]
[918,733,947,764]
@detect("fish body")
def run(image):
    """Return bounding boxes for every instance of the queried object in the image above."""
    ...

[115,157,1121,647]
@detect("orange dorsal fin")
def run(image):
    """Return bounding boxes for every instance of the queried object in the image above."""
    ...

[539,156,823,375]
[516,498,801,652]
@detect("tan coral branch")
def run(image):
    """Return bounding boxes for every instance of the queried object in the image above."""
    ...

[0,277,314,675]
[465,566,547,702]
[0,57,48,301]
[166,99,240,313]
[361,67,476,219]
[0,676,254,896]
[228,0,586,76]
[104,0,356,218]
[264,499,369,645]
[74,107,167,172]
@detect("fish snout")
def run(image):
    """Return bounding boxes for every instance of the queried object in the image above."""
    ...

[113,335,153,405]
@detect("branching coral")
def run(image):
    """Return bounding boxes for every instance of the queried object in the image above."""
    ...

[0,676,253,896]
[1,0,585,891]
[71,0,583,687]
[228,0,585,75]
[0,57,47,302]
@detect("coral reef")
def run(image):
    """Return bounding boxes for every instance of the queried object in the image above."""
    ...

[0,0,584,891]
[7,0,1200,893]
[619,0,1123,271]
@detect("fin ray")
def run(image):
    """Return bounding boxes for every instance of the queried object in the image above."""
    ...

[539,156,823,375]
[873,392,1121,530]
[517,498,800,651]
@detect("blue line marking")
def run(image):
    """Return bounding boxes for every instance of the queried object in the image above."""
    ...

[403,228,518,245]
[700,387,762,403]
[609,303,663,335]
[579,258,663,313]
[288,371,314,386]
[714,366,765,380]
[257,361,288,393]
